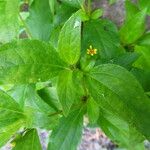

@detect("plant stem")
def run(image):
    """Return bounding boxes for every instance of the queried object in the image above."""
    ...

[82,75,88,97]
[48,110,63,117]
[88,0,91,14]
[19,13,32,39]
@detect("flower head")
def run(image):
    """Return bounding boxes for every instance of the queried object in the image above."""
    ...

[87,45,97,56]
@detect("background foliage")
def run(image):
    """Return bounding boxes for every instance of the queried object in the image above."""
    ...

[0,0,150,150]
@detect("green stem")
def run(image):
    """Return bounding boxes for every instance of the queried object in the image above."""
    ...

[19,13,32,39]
[78,0,85,12]
[48,110,62,117]
[88,0,91,14]
[82,75,88,97]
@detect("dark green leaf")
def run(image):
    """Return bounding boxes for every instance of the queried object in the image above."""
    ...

[87,97,99,124]
[113,52,140,70]
[26,0,52,41]
[57,70,83,116]
[48,108,84,150]
[0,40,66,84]
[131,68,150,92]
[82,19,122,61]
[85,64,150,139]
[98,109,145,149]
[37,87,60,112]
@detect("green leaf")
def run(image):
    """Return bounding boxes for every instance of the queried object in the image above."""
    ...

[133,45,150,70]
[138,0,150,15]
[131,68,150,92]
[0,120,23,148]
[87,97,99,124]
[91,9,103,20]
[53,3,78,27]
[9,84,56,113]
[137,32,150,47]
[98,109,145,149]
[49,0,55,16]
[0,90,25,127]
[60,0,85,8]
[26,0,52,41]
[57,70,83,116]
[37,87,60,112]
[0,40,66,84]
[0,90,25,147]
[0,0,19,43]
[25,107,59,129]
[48,108,84,150]
[113,52,140,70]
[82,19,122,61]
[119,9,146,44]
[85,64,150,139]
[58,11,81,65]
[12,129,42,150]
[125,0,139,21]
[8,84,59,129]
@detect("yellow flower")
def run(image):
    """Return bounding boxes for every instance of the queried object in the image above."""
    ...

[87,45,97,56]
[10,142,16,148]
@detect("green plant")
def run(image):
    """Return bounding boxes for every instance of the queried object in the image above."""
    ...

[0,0,150,149]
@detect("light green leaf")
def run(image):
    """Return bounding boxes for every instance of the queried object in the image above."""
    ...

[49,0,55,16]
[12,129,42,150]
[125,0,139,21]
[87,97,99,124]
[37,87,60,112]
[0,40,66,84]
[0,120,24,148]
[120,9,146,44]
[0,0,19,43]
[137,32,150,47]
[26,0,52,41]
[57,70,83,116]
[0,90,25,147]
[58,11,81,65]
[8,84,59,129]
[25,107,59,129]
[98,109,145,148]
[134,45,150,70]
[9,84,56,113]
[82,19,122,61]
[0,90,25,127]
[138,0,150,15]
[85,64,150,139]
[48,108,84,150]
[91,9,103,20]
